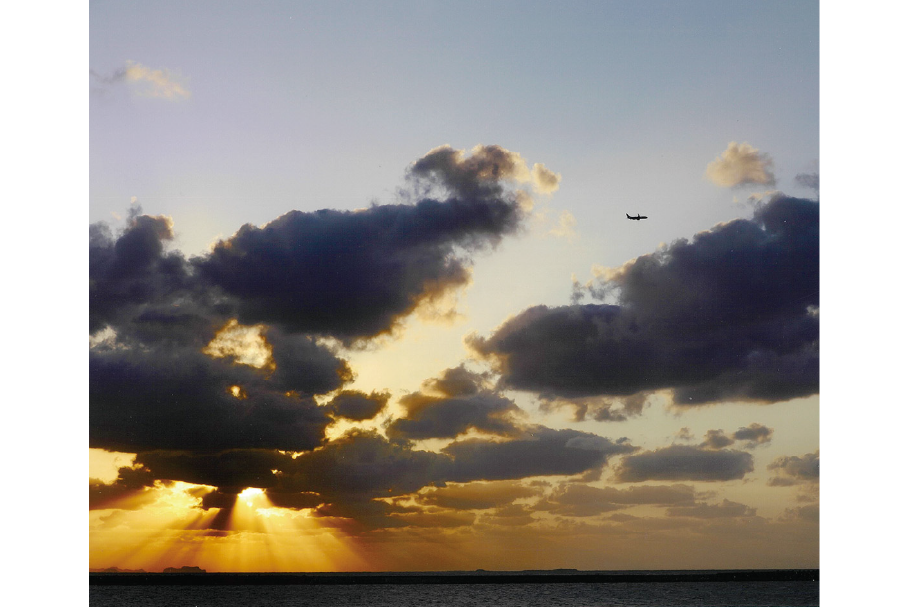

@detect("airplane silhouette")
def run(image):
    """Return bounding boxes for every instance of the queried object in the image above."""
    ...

[626,213,648,220]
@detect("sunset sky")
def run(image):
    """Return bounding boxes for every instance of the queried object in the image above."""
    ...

[82,0,829,573]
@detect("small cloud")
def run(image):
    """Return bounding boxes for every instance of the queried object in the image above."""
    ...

[795,172,819,193]
[532,163,561,194]
[767,450,819,486]
[700,424,773,450]
[675,427,694,442]
[700,429,735,450]
[325,390,389,422]
[91,61,191,100]
[124,60,191,99]
[732,423,773,449]
[549,210,577,240]
[705,142,776,188]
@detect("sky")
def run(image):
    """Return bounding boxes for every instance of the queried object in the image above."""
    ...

[81,0,829,574]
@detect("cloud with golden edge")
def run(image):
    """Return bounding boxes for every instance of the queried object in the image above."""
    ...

[203,319,275,369]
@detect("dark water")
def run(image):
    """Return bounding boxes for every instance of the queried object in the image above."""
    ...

[90,581,819,606]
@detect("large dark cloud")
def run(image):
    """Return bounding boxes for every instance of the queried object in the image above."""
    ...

[88,146,655,531]
[470,195,819,405]
[196,145,531,342]
[136,450,288,490]
[613,445,754,482]
[386,366,524,440]
[89,146,540,470]
[89,345,340,453]
[123,426,637,528]
[90,210,202,339]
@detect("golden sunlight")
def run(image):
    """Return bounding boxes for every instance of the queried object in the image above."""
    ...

[90,480,372,572]
[203,319,275,369]
[238,487,265,507]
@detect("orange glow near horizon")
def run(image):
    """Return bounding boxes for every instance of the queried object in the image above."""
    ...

[90,482,372,572]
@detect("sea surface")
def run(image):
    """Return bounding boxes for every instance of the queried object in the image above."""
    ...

[90,580,819,607]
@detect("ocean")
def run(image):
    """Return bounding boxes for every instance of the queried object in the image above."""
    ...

[90,573,819,607]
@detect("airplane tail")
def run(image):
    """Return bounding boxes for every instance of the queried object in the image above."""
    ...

[626,213,631,219]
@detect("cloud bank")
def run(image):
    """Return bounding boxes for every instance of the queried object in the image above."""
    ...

[88,146,652,528]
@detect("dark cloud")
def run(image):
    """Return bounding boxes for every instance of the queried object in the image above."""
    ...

[90,345,339,453]
[126,426,636,529]
[470,195,819,405]
[443,426,638,483]
[89,216,352,454]
[386,366,524,440]
[700,424,773,450]
[732,423,773,448]
[540,393,650,423]
[136,450,287,489]
[89,146,660,531]
[665,499,757,519]
[262,326,355,395]
[767,450,819,486]
[89,210,198,338]
[272,431,446,500]
[613,445,754,482]
[89,465,158,510]
[198,488,240,510]
[324,390,389,421]
[197,146,531,343]
[701,430,735,450]
[90,145,539,459]
[408,144,533,202]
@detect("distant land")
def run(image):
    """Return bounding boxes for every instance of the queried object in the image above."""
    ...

[163,566,206,573]
[90,569,819,586]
